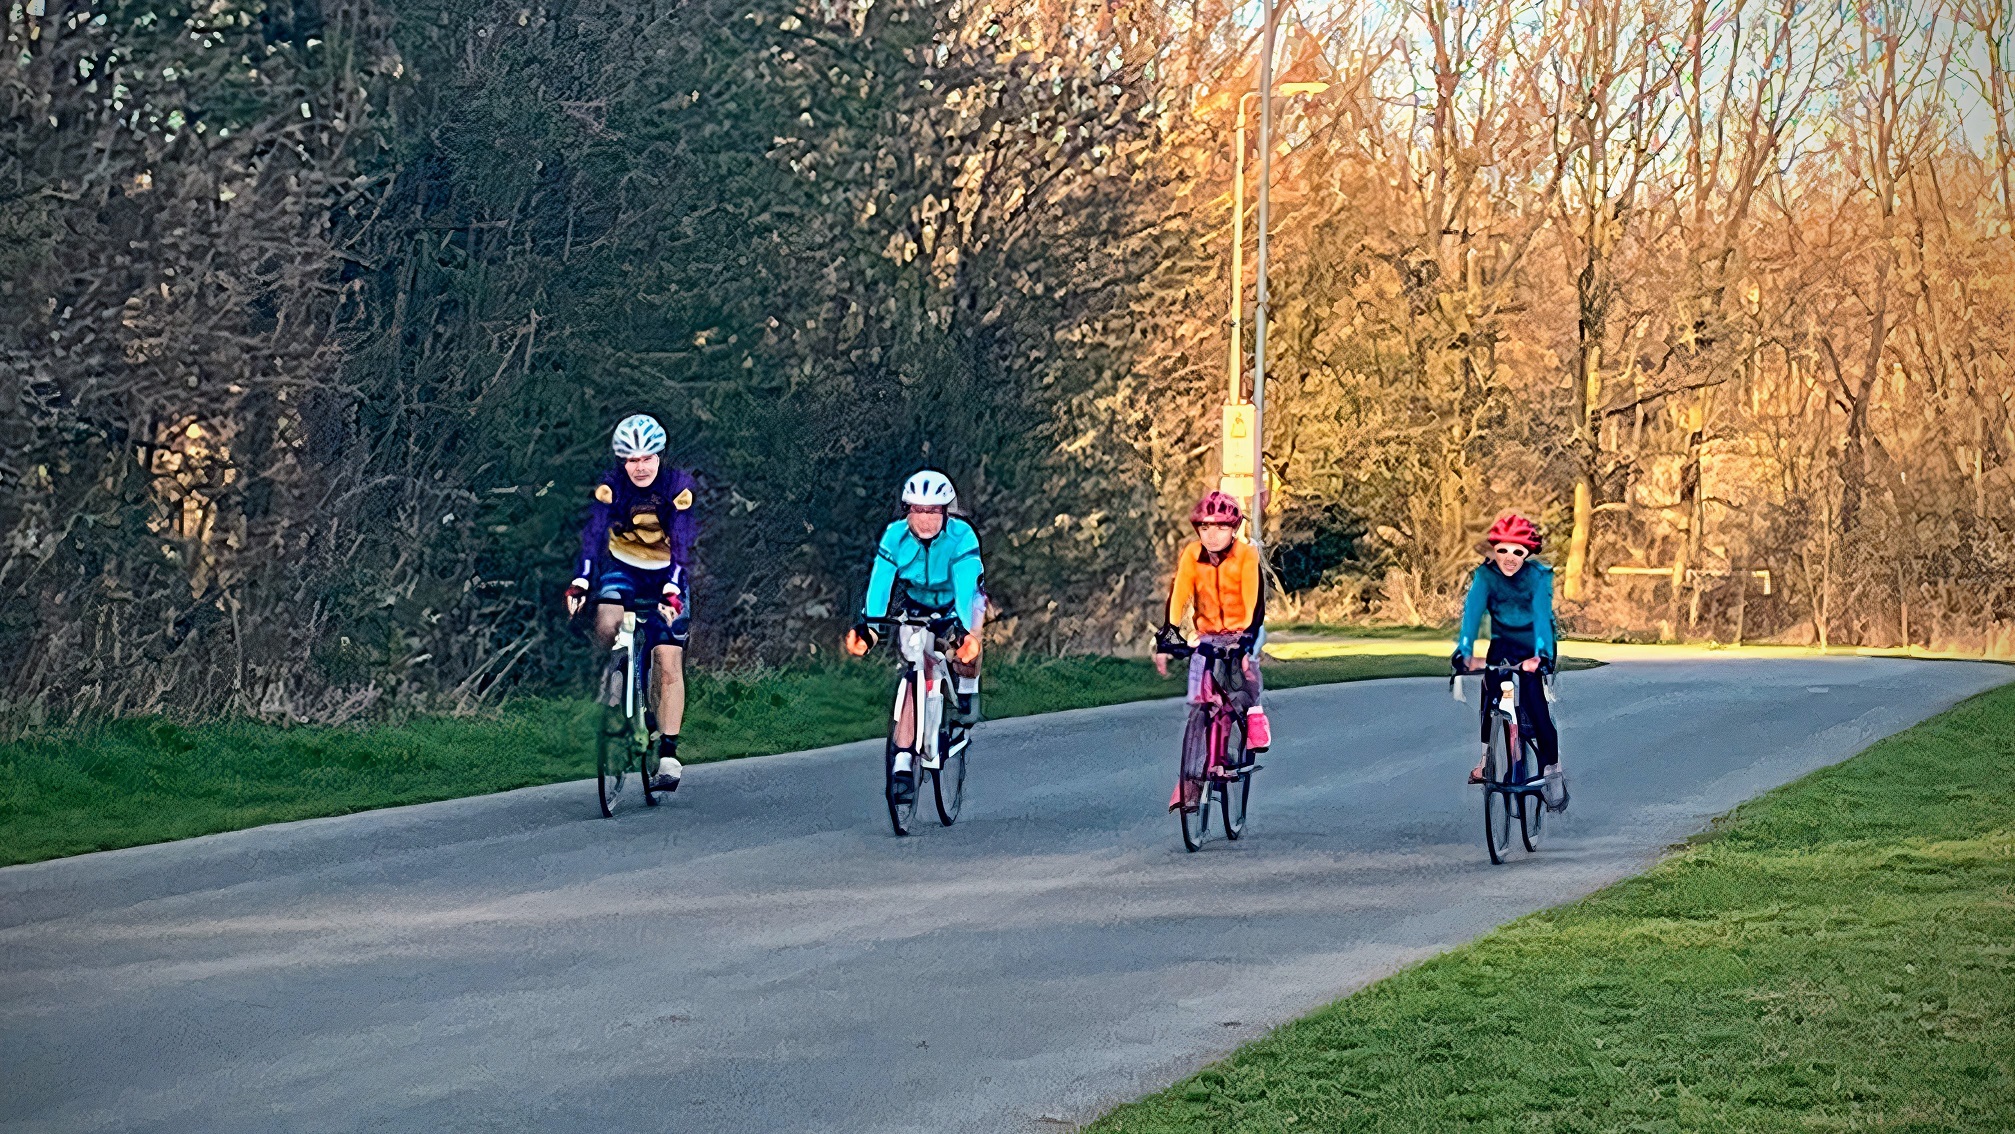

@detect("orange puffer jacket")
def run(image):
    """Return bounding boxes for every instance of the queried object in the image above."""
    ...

[1166,539,1260,636]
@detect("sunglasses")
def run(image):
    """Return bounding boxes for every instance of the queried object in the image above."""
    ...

[1493,544,1530,558]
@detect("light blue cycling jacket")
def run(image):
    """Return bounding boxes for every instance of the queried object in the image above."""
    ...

[861,518,985,630]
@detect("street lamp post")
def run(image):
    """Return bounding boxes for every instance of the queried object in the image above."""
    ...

[1224,57,1325,556]
[1251,0,1281,561]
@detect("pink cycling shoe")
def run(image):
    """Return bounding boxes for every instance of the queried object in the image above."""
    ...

[1245,707,1272,752]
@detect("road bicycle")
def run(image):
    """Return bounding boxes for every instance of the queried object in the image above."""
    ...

[1168,641,1258,853]
[1454,661,1557,863]
[872,610,971,836]
[595,606,671,818]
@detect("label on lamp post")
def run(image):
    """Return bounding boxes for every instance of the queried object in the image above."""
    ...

[1221,402,1257,476]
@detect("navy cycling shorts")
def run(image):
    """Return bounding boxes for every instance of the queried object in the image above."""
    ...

[592,561,691,649]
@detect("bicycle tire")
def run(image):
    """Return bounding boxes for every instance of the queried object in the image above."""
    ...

[1221,709,1250,840]
[934,703,967,827]
[1519,789,1544,851]
[635,651,666,808]
[640,742,662,807]
[596,704,628,819]
[1177,703,1213,851]
[1514,735,1543,850]
[1482,718,1516,864]
[886,735,921,836]
[1180,784,1212,852]
[1220,772,1250,841]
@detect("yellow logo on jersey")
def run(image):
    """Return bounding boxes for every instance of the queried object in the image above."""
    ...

[595,484,614,504]
[609,507,671,568]
[673,488,693,511]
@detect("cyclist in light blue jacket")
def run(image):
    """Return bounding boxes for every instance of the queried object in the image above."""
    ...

[843,471,987,799]
[1454,513,1564,806]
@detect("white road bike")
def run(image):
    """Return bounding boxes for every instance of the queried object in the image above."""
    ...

[874,611,971,836]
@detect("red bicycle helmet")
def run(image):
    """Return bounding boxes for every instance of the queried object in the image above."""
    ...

[1484,513,1541,551]
[1189,490,1244,526]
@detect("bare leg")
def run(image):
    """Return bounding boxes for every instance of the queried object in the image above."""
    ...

[652,644,685,736]
[591,603,623,649]
[894,672,917,750]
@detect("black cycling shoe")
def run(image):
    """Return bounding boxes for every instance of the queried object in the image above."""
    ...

[890,768,917,804]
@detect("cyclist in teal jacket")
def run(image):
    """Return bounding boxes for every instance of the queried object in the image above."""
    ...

[1455,513,1564,805]
[844,470,986,802]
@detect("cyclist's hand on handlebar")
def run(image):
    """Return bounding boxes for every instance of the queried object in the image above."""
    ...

[844,623,878,657]
[953,631,981,665]
[565,578,590,618]
[1519,656,1543,673]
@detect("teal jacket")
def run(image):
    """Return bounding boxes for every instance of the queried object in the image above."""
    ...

[1457,559,1556,660]
[862,518,985,630]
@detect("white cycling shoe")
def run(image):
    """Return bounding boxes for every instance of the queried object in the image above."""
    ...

[1541,765,1569,811]
[652,754,683,792]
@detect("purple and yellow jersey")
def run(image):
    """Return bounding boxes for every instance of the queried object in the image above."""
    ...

[577,466,698,591]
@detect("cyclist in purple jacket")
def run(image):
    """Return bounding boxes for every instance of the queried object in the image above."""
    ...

[564,415,699,791]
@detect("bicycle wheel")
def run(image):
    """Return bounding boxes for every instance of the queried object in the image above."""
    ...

[1180,782,1212,852]
[886,735,921,836]
[1516,739,1545,850]
[934,706,968,827]
[1177,705,1213,852]
[635,653,667,809]
[596,650,634,817]
[1519,788,1544,851]
[1219,772,1250,841]
[1482,719,1516,864]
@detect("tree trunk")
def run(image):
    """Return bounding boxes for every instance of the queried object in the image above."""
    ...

[1565,477,1593,601]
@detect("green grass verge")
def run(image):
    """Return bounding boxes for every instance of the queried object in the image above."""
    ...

[1273,622,1457,640]
[0,650,1461,868]
[1089,682,2015,1133]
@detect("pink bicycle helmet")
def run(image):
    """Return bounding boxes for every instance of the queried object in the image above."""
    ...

[1189,490,1244,526]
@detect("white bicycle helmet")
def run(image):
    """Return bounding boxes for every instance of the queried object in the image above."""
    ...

[901,469,957,508]
[611,414,666,458]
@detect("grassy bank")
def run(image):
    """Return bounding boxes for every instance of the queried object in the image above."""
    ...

[0,649,1467,868]
[1090,682,2015,1133]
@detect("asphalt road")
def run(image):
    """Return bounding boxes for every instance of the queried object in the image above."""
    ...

[1,656,2005,1133]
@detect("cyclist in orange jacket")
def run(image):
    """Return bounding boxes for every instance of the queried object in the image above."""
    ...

[1154,490,1272,755]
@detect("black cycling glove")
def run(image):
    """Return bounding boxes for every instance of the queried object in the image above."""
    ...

[850,622,880,651]
[1154,626,1187,656]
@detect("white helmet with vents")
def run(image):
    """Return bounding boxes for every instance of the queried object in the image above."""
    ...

[901,469,957,508]
[611,414,666,458]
